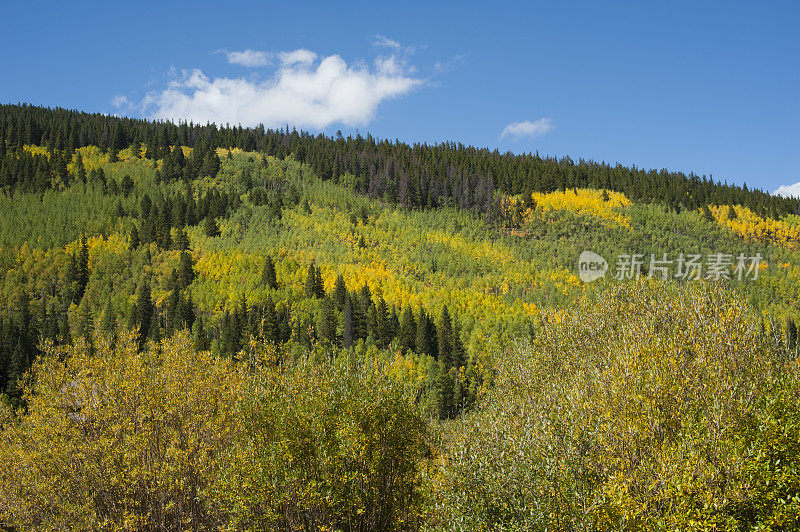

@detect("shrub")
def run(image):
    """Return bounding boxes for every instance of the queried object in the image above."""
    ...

[0,332,243,531]
[212,347,431,531]
[429,281,800,530]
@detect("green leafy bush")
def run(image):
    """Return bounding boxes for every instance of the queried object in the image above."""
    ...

[429,281,800,530]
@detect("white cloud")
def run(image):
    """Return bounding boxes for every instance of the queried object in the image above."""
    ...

[373,34,402,50]
[501,118,553,140]
[111,95,131,108]
[774,181,800,198]
[143,49,423,129]
[278,49,316,65]
[225,49,271,67]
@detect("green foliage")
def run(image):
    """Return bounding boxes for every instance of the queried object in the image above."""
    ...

[430,282,800,530]
[213,349,430,531]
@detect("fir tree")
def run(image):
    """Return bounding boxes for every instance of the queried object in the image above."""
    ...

[333,274,347,310]
[262,255,278,290]
[305,262,318,298]
[398,306,417,353]
[131,280,154,350]
[204,214,220,237]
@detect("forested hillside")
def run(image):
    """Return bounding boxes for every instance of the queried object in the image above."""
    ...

[1,104,800,530]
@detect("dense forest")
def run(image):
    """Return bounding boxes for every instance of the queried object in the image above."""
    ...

[3,103,798,215]
[1,103,800,530]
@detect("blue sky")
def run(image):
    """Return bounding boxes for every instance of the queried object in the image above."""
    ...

[1,1,798,193]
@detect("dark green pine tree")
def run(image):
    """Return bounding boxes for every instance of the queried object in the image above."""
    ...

[333,274,348,310]
[398,306,417,353]
[204,214,220,237]
[76,235,89,302]
[74,152,87,183]
[99,301,116,344]
[192,314,210,351]
[305,262,318,298]
[177,251,195,289]
[131,280,154,350]
[174,228,190,251]
[314,265,324,297]
[129,225,140,251]
[416,308,438,359]
[262,255,278,290]
[438,306,453,367]
[317,296,339,347]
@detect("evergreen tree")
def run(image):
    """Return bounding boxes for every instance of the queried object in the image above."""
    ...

[398,306,417,353]
[317,296,339,347]
[192,314,210,351]
[438,306,453,368]
[129,225,140,251]
[76,235,89,302]
[305,262,318,298]
[204,214,220,237]
[416,309,438,359]
[131,280,154,350]
[333,274,347,310]
[177,251,195,289]
[262,255,278,290]
[314,265,324,297]
[262,298,279,344]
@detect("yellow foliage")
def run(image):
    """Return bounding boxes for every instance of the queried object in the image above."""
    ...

[710,204,800,249]
[532,188,632,227]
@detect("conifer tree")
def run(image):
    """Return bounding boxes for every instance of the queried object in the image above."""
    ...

[131,280,154,350]
[438,306,453,367]
[261,255,278,290]
[305,262,318,298]
[317,296,339,347]
[333,274,347,310]
[398,306,417,353]
[204,214,220,237]
[314,265,324,297]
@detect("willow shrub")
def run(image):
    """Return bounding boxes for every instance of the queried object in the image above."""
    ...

[0,333,431,531]
[0,332,243,530]
[429,281,800,531]
[212,344,431,531]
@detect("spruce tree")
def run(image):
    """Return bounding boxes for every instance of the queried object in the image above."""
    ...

[131,280,154,350]
[398,306,416,353]
[333,274,347,310]
[317,296,339,346]
[305,262,318,298]
[262,255,278,290]
[204,214,220,237]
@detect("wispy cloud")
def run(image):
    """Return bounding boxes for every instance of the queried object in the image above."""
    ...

[143,48,423,129]
[373,34,402,50]
[500,118,553,140]
[111,95,131,108]
[223,49,272,67]
[774,181,800,198]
